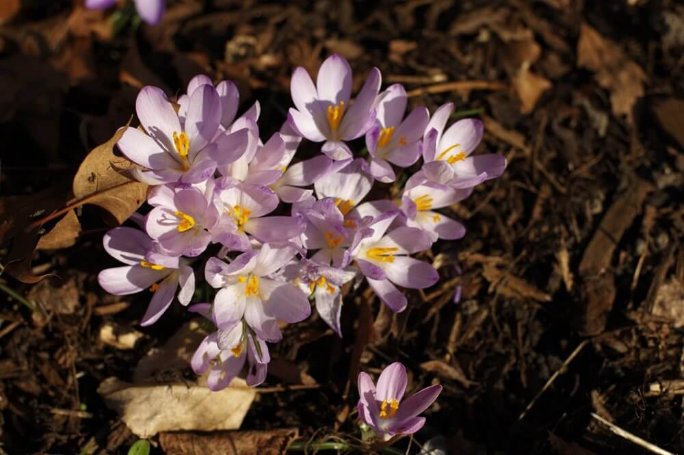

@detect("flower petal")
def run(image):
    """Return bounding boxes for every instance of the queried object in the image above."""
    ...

[287,108,326,142]
[263,281,311,323]
[136,86,180,151]
[384,257,438,289]
[140,276,176,325]
[117,126,178,170]
[340,67,381,139]
[376,362,408,402]
[134,0,165,24]
[290,66,318,113]
[394,384,442,422]
[216,80,240,128]
[213,285,246,330]
[439,118,483,155]
[103,227,152,264]
[316,54,352,104]
[367,277,407,312]
[185,84,221,152]
[246,216,304,243]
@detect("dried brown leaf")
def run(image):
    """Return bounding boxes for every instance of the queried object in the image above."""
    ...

[420,360,477,388]
[577,23,647,124]
[72,125,148,224]
[27,276,79,315]
[159,429,298,455]
[651,97,684,150]
[483,263,552,302]
[651,278,684,328]
[36,210,81,250]
[0,0,20,24]
[98,377,256,438]
[513,67,552,114]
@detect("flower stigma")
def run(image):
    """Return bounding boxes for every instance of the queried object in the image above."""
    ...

[377,127,395,148]
[379,399,400,419]
[172,131,190,169]
[175,211,196,232]
[139,260,165,271]
[414,194,433,211]
[367,247,399,263]
[326,101,346,134]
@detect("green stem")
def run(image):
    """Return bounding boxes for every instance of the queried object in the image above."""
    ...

[0,281,35,311]
[287,440,350,451]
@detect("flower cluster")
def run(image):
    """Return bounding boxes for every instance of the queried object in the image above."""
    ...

[98,54,506,391]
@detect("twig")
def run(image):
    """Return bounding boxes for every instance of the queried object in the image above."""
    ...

[0,320,21,340]
[591,412,675,455]
[254,384,321,393]
[406,80,507,97]
[50,407,93,419]
[518,340,589,420]
[0,281,36,311]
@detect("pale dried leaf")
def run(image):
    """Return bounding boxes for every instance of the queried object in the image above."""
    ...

[98,377,256,438]
[36,209,81,250]
[73,125,148,224]
[513,67,552,114]
[420,360,477,388]
[324,38,363,59]
[100,323,144,350]
[652,278,684,328]
[483,263,552,302]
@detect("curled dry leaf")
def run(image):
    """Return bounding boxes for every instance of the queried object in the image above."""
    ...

[73,124,148,224]
[578,23,647,124]
[98,377,256,438]
[159,429,299,455]
[36,209,81,250]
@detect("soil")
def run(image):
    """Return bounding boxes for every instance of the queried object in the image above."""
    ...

[1,0,684,454]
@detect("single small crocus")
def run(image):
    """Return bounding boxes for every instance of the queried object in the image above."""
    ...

[288,54,381,160]
[97,227,195,326]
[365,84,429,183]
[400,182,469,242]
[86,0,165,25]
[357,362,442,441]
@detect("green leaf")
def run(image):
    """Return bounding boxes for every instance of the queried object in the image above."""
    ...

[128,440,150,455]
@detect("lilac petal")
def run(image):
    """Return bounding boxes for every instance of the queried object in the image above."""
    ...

[385,142,421,168]
[252,132,286,169]
[396,106,430,143]
[376,362,408,402]
[315,285,343,336]
[191,333,220,374]
[185,84,221,152]
[216,80,240,128]
[246,337,270,386]
[424,102,453,144]
[235,183,280,217]
[392,416,426,436]
[423,160,455,184]
[314,158,372,204]
[367,278,407,312]
[393,384,443,422]
[247,362,268,387]
[321,141,353,161]
[188,303,212,319]
[212,128,250,166]
[86,0,116,8]
[207,355,244,391]
[204,252,256,287]
[340,67,382,139]
[186,74,212,96]
[317,54,352,104]
[244,298,281,342]
[217,325,243,350]
[384,227,433,254]
[179,157,217,184]
[448,173,488,189]
[376,84,407,127]
[141,277,176,326]
[452,154,507,180]
[253,243,298,276]
[98,266,157,295]
[281,155,332,186]
[385,257,438,289]
[177,264,195,305]
[103,227,152,264]
[357,371,377,408]
[134,0,165,25]
[275,186,313,203]
[263,281,311,323]
[136,86,180,151]
[421,128,439,162]
[238,101,261,125]
[421,212,466,240]
[291,66,318,113]
[246,216,304,243]
[369,158,395,183]
[439,118,483,155]
[117,126,178,170]
[213,285,246,330]
[357,259,386,280]
[248,334,271,364]
[246,170,282,186]
[288,108,326,142]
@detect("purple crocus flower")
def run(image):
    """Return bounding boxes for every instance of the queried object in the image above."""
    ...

[288,54,381,160]
[400,183,470,242]
[118,85,223,185]
[98,227,195,326]
[190,304,270,390]
[358,362,442,441]
[351,213,438,312]
[365,84,429,183]
[146,186,219,257]
[205,244,311,342]
[86,0,165,25]
[420,103,507,188]
[314,158,373,221]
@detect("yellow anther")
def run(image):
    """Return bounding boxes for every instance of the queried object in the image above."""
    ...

[379,399,400,419]
[436,144,467,164]
[139,260,165,271]
[314,276,336,295]
[414,194,433,211]
[343,219,357,229]
[172,131,190,170]
[175,211,196,232]
[243,275,260,297]
[231,343,243,357]
[377,127,395,148]
[231,205,251,230]
[366,247,399,263]
[335,198,355,216]
[324,231,344,249]
[149,282,160,293]
[432,214,441,222]
[326,101,346,133]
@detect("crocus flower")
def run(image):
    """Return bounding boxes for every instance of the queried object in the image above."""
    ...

[351,213,438,312]
[146,186,219,257]
[205,243,311,342]
[118,85,224,185]
[420,103,507,188]
[86,0,165,25]
[365,84,429,183]
[357,362,442,441]
[314,158,373,221]
[288,54,381,160]
[400,183,469,242]
[98,227,195,326]
[190,305,270,390]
